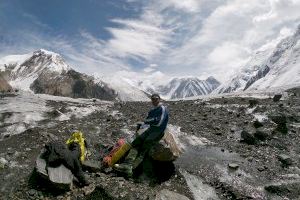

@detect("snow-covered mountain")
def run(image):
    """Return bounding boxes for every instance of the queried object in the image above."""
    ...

[0,49,220,100]
[157,76,220,99]
[96,75,150,101]
[0,49,117,100]
[217,25,300,93]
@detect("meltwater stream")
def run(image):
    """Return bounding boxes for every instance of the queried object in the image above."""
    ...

[169,124,266,200]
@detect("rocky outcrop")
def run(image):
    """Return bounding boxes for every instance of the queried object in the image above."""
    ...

[31,70,117,100]
[0,73,12,92]
[243,65,270,90]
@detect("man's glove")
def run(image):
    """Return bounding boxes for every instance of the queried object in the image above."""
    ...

[136,122,144,132]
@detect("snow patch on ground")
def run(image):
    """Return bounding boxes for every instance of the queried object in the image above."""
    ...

[181,169,220,200]
[167,125,212,151]
[246,106,257,114]
[37,93,112,105]
[0,92,112,138]
[0,92,49,139]
[68,106,98,117]
[109,110,123,120]
[205,103,248,109]
[3,124,27,138]
[253,113,268,122]
[57,105,108,121]
[216,164,265,199]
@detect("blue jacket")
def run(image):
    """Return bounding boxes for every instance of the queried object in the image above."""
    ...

[144,104,169,133]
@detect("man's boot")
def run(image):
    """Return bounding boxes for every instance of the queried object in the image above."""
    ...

[113,148,138,177]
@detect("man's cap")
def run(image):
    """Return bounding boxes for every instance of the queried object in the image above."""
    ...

[151,93,160,99]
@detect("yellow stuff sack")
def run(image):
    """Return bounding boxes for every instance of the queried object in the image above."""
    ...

[66,131,86,162]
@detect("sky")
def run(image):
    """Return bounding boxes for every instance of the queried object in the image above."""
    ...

[1,0,300,82]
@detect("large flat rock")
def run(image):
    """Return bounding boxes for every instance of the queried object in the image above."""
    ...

[35,153,73,189]
[155,189,190,200]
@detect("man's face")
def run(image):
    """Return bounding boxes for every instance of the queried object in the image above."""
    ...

[151,97,160,106]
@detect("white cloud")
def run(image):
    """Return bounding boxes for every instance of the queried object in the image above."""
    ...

[156,0,300,81]
[143,63,158,73]
[106,17,170,60]
[160,0,202,12]
[208,42,250,66]
[1,0,300,83]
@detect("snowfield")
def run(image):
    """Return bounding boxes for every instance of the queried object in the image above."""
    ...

[0,92,112,139]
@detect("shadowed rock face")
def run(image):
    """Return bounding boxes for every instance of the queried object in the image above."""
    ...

[0,73,12,92]
[31,70,117,100]
[243,65,270,90]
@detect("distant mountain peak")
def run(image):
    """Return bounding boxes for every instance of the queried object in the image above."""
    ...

[34,49,59,56]
[27,49,71,73]
[0,50,116,100]
[206,76,220,84]
[158,76,220,99]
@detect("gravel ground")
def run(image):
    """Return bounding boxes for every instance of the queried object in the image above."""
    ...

[0,89,299,200]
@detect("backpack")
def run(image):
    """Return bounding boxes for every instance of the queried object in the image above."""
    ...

[66,131,86,162]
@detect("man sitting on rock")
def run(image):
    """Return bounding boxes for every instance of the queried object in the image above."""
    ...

[114,93,169,176]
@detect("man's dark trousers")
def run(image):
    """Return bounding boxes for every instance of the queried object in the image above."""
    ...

[132,126,164,157]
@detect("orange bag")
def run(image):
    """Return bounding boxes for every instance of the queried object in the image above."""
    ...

[102,138,131,167]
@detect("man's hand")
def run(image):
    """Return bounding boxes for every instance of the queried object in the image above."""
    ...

[136,122,144,132]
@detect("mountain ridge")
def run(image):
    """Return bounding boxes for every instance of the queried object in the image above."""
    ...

[0,49,222,100]
[216,25,300,94]
[157,76,220,99]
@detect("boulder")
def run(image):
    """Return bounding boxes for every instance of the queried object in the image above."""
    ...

[155,189,190,200]
[228,163,239,170]
[149,130,181,162]
[265,180,300,198]
[273,94,282,102]
[0,74,12,92]
[248,99,258,108]
[253,120,263,128]
[276,123,288,134]
[269,115,288,134]
[84,186,114,200]
[254,130,269,141]
[27,189,38,198]
[240,130,256,145]
[270,115,287,124]
[82,160,102,173]
[278,154,293,166]
[0,157,8,169]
